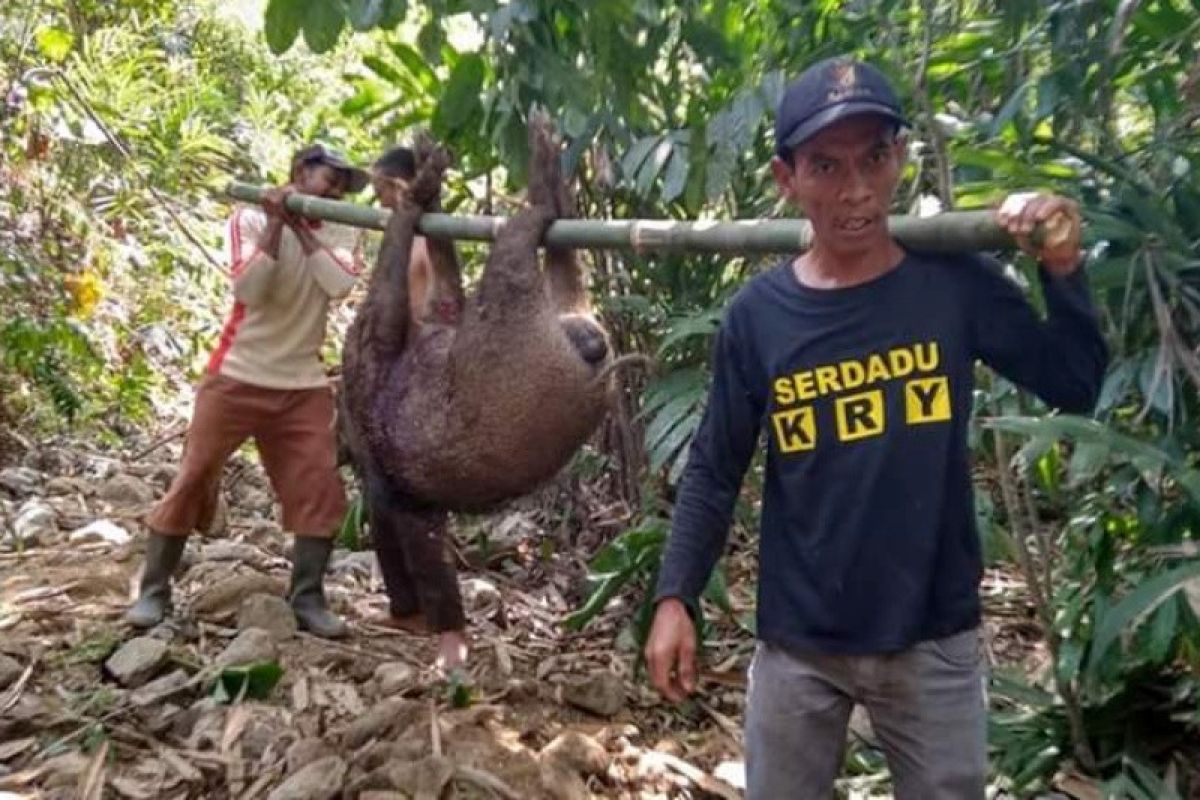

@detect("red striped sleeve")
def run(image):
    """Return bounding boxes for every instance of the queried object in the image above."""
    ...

[321,245,361,276]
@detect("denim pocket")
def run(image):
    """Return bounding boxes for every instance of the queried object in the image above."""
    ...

[925,628,981,668]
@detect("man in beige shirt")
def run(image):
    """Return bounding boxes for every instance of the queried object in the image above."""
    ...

[126,144,369,638]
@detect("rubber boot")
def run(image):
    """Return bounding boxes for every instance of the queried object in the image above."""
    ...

[125,533,188,628]
[289,536,347,638]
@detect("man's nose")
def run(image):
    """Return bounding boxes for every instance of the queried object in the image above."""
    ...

[840,168,872,205]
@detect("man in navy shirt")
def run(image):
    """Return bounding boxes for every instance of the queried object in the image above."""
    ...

[644,56,1107,798]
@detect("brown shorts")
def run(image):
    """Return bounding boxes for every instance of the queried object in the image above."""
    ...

[146,373,347,538]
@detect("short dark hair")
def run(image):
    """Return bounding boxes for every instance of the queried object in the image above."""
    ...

[373,146,415,180]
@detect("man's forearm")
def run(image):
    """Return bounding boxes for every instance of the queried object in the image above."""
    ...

[261,217,285,259]
[654,452,742,612]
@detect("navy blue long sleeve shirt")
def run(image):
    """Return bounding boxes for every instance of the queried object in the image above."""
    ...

[654,250,1108,654]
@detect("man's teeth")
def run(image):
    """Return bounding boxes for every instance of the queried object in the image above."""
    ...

[839,218,870,231]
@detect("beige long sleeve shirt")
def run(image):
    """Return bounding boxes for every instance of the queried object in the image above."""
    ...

[206,206,362,389]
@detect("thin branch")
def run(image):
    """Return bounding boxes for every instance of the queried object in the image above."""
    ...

[914,0,954,208]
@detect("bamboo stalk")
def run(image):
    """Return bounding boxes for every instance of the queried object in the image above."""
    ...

[224,180,1027,254]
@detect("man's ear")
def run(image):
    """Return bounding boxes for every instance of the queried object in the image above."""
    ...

[891,132,909,166]
[770,155,796,203]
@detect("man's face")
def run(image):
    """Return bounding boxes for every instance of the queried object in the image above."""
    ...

[771,115,906,260]
[295,163,348,199]
[371,172,403,210]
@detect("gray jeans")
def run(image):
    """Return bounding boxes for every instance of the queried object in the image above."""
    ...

[745,628,987,799]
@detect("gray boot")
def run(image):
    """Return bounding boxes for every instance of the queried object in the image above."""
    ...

[289,537,347,638]
[125,533,188,628]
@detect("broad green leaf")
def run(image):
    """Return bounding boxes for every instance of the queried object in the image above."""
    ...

[661,148,689,203]
[35,27,74,62]
[213,661,284,703]
[1089,560,1200,674]
[363,55,404,86]
[644,391,702,453]
[388,42,439,90]
[620,135,660,184]
[346,0,387,30]
[1143,596,1178,664]
[301,1,346,53]
[656,309,721,356]
[263,0,304,54]
[985,415,1200,503]
[651,413,702,473]
[989,80,1033,136]
[379,0,409,28]
[434,53,485,133]
[636,138,673,197]
[446,668,473,708]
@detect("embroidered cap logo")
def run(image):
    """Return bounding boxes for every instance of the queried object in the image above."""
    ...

[826,61,868,103]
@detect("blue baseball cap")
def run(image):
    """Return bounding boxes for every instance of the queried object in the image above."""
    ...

[774,57,908,159]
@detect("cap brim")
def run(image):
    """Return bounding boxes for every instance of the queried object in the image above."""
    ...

[313,153,371,194]
[339,167,371,194]
[782,102,908,152]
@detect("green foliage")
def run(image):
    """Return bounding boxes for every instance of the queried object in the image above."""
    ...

[337,492,366,552]
[212,661,285,703]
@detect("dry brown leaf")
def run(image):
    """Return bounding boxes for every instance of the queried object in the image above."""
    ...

[638,750,740,800]
[239,761,285,800]
[221,704,253,754]
[536,656,557,680]
[292,673,310,712]
[1184,576,1200,619]
[156,746,204,783]
[77,739,109,800]
[0,764,48,791]
[12,583,77,604]
[325,681,365,716]
[494,640,513,676]
[0,736,36,761]
[1054,769,1103,800]
[454,764,522,800]
[429,700,442,758]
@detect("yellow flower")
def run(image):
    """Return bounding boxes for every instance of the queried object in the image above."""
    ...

[64,270,102,317]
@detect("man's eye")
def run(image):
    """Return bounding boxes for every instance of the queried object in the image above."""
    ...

[812,161,834,175]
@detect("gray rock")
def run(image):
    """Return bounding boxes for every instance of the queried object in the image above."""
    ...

[540,731,608,775]
[237,594,297,640]
[373,661,416,697]
[98,473,155,506]
[330,550,376,579]
[68,519,131,546]
[286,738,334,773]
[216,628,278,668]
[540,761,588,800]
[0,653,25,689]
[105,637,169,688]
[12,500,56,544]
[341,698,421,750]
[0,467,42,495]
[266,755,347,800]
[386,757,454,799]
[131,668,191,707]
[461,577,501,616]
[562,672,625,718]
[45,476,91,496]
[202,541,267,564]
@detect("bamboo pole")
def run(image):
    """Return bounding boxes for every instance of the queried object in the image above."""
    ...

[224,179,1027,254]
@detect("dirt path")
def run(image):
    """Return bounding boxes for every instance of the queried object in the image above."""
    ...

[0,438,757,799]
[0,435,1055,799]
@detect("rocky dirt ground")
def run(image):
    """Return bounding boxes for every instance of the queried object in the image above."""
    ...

[0,432,1055,799]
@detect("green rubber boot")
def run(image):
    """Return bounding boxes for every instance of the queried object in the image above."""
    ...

[125,533,188,628]
[289,536,348,639]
